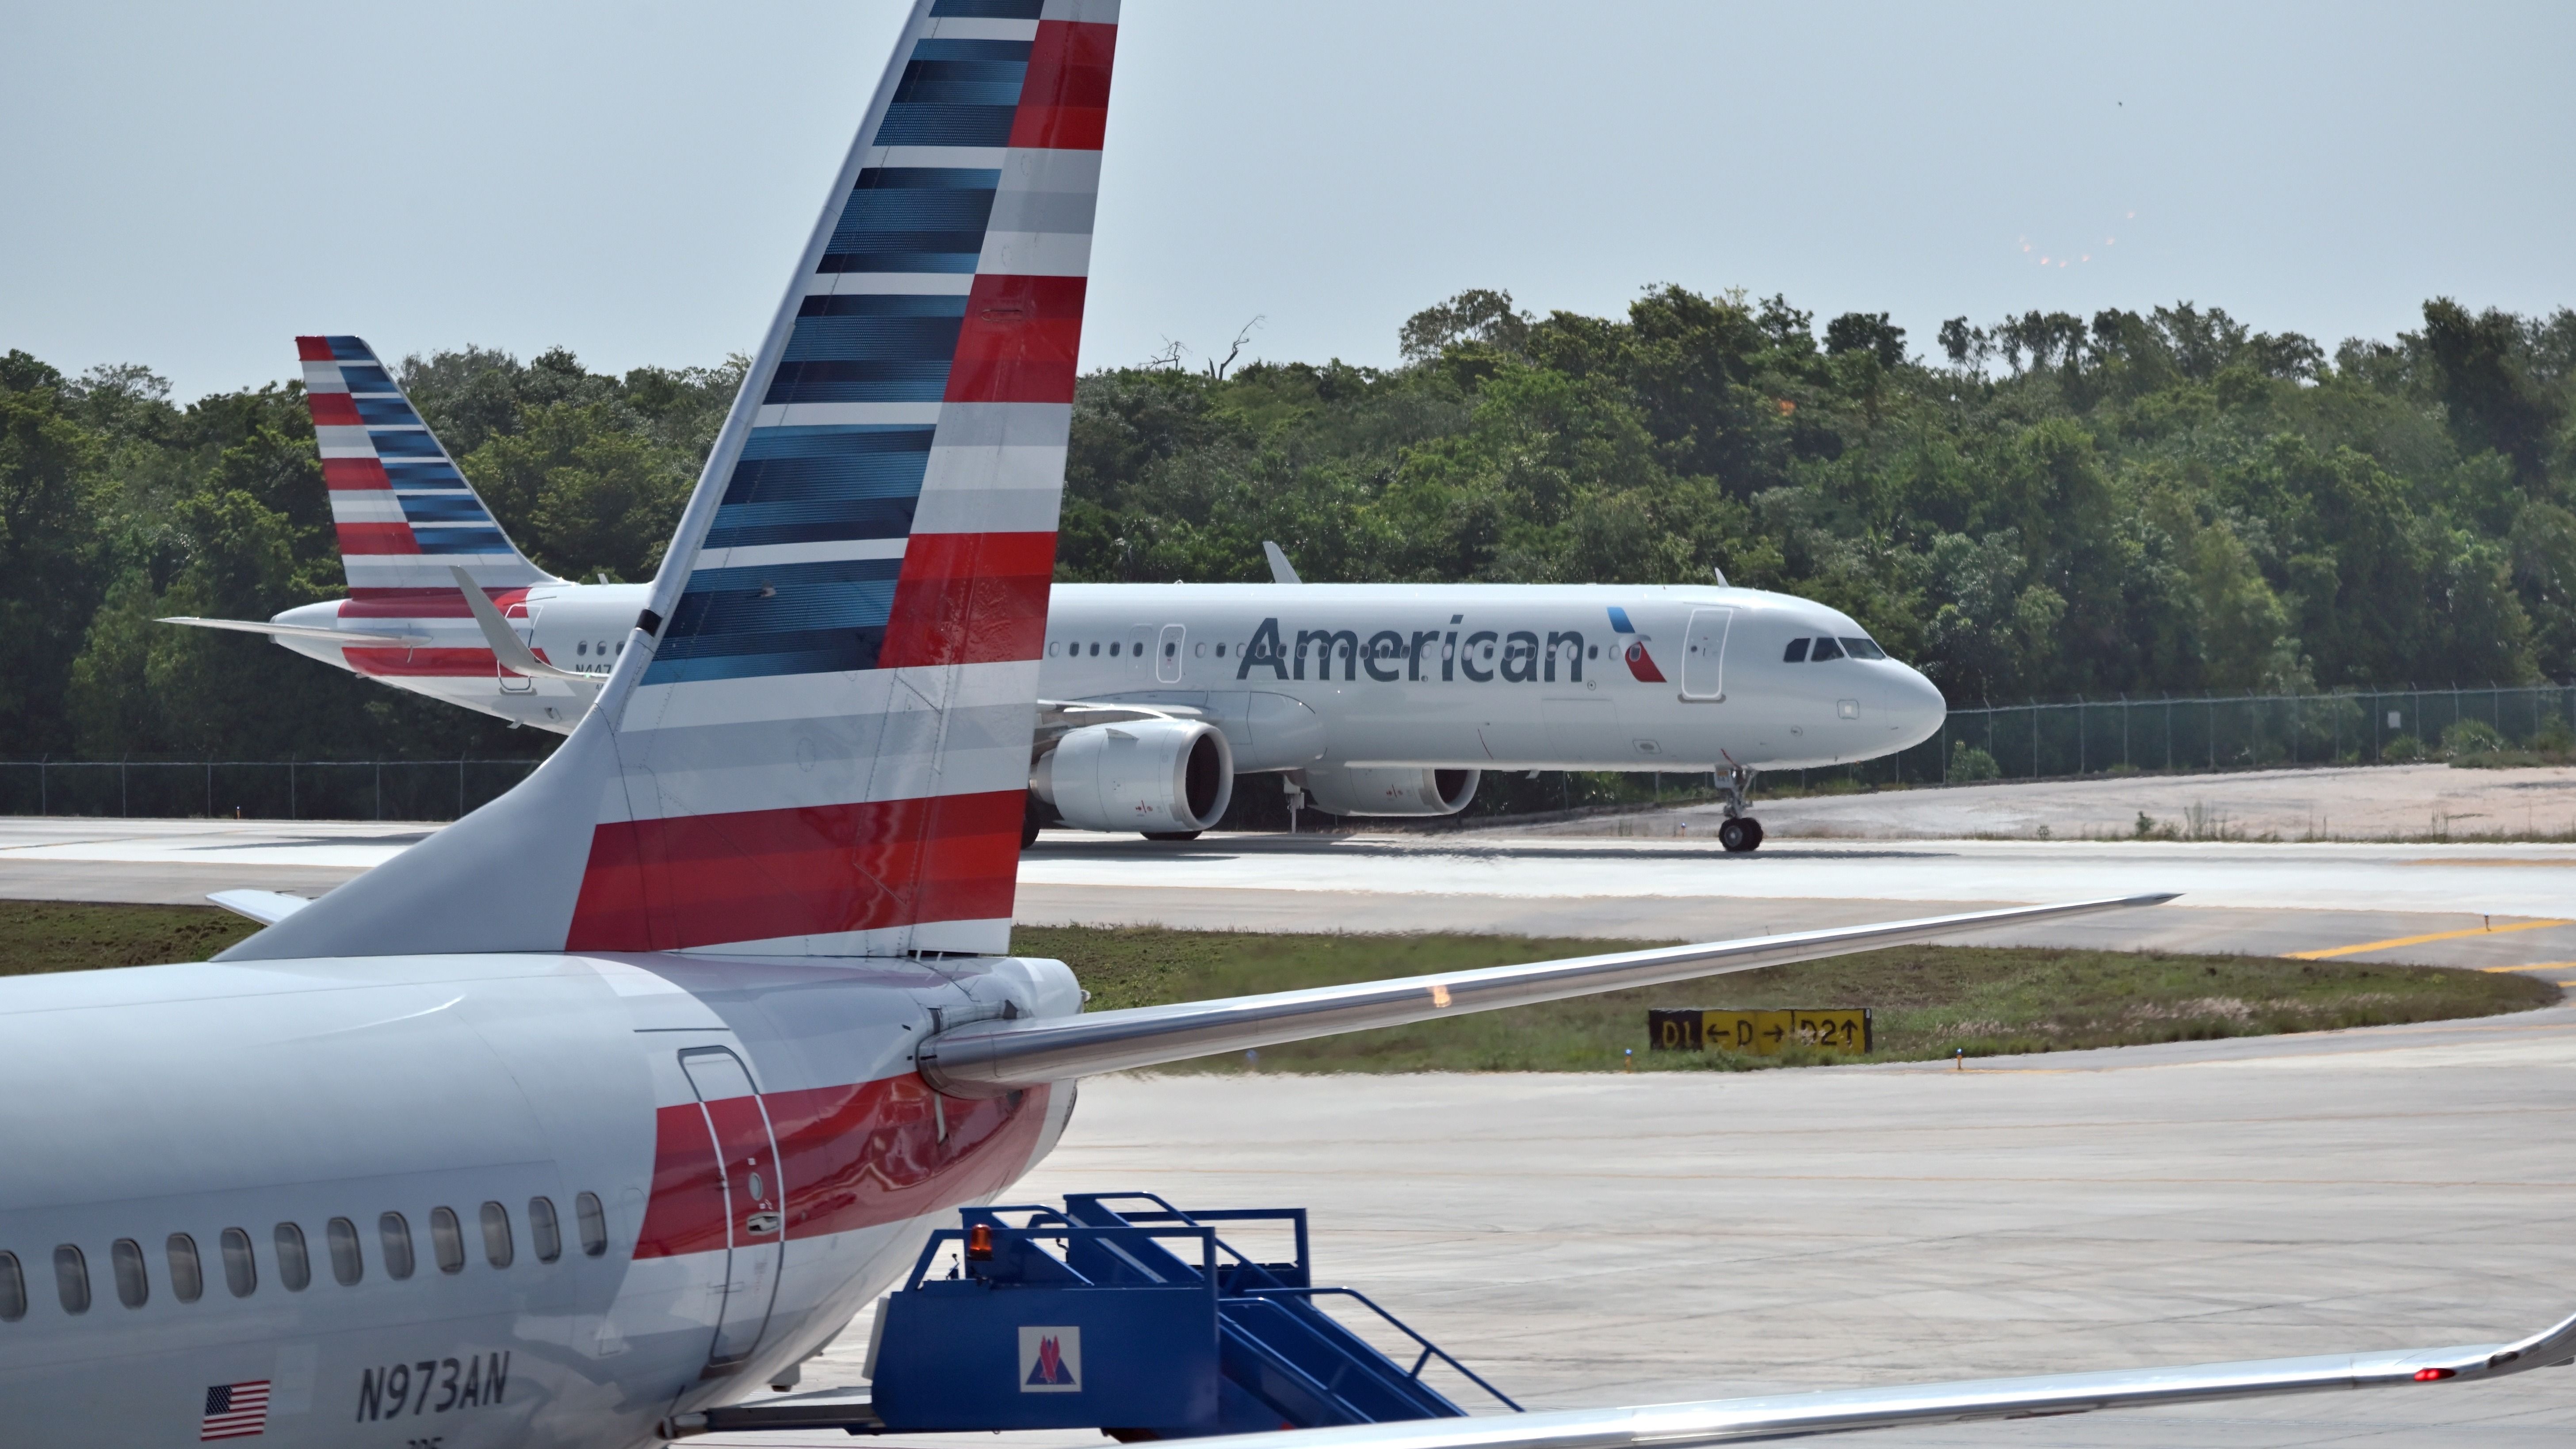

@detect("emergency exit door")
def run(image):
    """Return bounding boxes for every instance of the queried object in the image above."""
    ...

[1156,624,1185,683]
[679,1048,786,1376]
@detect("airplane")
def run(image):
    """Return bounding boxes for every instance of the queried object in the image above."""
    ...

[167,331,1938,853]
[164,260,1942,854]
[15,4,2561,1445]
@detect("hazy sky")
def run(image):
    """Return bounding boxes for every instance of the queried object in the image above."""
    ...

[4,1,2570,401]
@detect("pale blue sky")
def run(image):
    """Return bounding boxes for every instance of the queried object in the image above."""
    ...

[4,1,2570,400]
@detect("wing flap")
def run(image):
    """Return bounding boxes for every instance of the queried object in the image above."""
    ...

[916,894,2177,1094]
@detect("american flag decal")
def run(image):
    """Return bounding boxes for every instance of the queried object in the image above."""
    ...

[200,1380,271,1440]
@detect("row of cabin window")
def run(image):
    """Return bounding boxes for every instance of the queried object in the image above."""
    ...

[1047,640,1606,663]
[1782,636,1888,663]
[0,1193,606,1321]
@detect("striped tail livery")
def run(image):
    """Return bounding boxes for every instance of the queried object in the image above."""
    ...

[223,0,1116,963]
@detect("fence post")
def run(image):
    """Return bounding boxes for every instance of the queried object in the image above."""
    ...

[289,761,297,820]
[121,759,129,818]
[38,759,44,816]
[458,758,466,820]
[2031,703,2038,779]
[375,761,382,822]
[2077,698,2086,776]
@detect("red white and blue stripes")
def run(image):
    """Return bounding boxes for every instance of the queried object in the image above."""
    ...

[225,0,1113,968]
[577,0,1116,958]
[297,336,550,596]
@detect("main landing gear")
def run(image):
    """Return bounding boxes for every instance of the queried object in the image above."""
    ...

[1716,765,1764,853]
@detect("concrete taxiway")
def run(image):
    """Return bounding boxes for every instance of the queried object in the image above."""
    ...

[8,817,2576,975]
[707,1006,2576,1448]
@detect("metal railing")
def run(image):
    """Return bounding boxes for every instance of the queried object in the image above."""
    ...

[0,759,548,821]
[1856,683,2576,788]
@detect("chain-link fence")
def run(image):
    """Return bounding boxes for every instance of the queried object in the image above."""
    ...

[0,759,548,821]
[1855,683,2576,788]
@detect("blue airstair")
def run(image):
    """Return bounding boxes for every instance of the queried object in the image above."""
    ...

[858,1192,1522,1439]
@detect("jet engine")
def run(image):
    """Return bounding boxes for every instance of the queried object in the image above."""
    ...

[1298,765,1480,817]
[1033,719,1235,836]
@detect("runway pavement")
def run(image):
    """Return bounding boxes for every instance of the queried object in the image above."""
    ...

[8,817,2576,977]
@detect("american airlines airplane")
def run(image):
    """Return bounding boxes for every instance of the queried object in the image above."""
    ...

[169,334,1938,851]
[24,4,2564,1445]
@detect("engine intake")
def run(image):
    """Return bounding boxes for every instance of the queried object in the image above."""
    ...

[1033,720,1235,834]
[1298,765,1480,818]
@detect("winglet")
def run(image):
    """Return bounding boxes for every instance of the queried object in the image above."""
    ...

[449,567,587,681]
[1263,541,1301,584]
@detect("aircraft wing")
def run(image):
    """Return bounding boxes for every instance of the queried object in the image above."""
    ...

[1143,1307,2576,1449]
[158,615,428,647]
[916,895,2173,1093]
[1036,698,1209,741]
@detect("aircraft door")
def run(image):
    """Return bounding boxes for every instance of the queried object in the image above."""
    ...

[1681,608,1734,701]
[679,1047,787,1376]
[1155,624,1185,683]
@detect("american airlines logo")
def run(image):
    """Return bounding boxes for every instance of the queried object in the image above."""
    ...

[1234,610,1659,685]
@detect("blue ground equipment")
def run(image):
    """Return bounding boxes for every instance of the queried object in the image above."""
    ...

[685,1193,1519,1439]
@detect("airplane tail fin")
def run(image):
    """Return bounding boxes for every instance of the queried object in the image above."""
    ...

[295,336,554,600]
[222,0,1117,964]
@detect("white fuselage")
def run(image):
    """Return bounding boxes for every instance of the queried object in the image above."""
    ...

[272,582,1945,778]
[0,949,1079,1447]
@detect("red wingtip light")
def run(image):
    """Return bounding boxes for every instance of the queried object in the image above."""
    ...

[966,1222,995,1262]
[2414,1367,2456,1382]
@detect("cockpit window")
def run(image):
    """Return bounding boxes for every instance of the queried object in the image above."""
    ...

[1841,637,1886,660]
[1781,637,1810,663]
[1808,637,1846,661]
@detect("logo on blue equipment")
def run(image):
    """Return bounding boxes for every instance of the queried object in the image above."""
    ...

[1020,1325,1082,1393]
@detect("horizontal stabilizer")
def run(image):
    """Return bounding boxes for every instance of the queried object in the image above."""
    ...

[206,889,314,926]
[450,565,590,681]
[158,616,428,647]
[916,894,2177,1094]
[1151,1304,2576,1449]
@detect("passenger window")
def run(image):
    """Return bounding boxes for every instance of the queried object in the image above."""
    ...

[274,1224,311,1292]
[1086,642,1098,657]
[1782,637,1810,662]
[575,1192,608,1258]
[219,1228,256,1297]
[528,1197,563,1263]
[1047,641,1059,656]
[327,1219,363,1286]
[111,1238,148,1308]
[1215,643,1227,658]
[0,1251,22,1321]
[1587,645,1598,659]
[54,1245,89,1315]
[576,641,588,656]
[1842,636,1887,660]
[430,1208,466,1274]
[378,1213,415,1281]
[480,1203,514,1269]
[1108,641,1120,657]
[1809,637,1845,661]
[167,1234,202,1303]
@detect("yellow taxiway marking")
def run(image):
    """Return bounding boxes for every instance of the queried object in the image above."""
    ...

[2479,961,2576,973]
[2287,919,2574,960]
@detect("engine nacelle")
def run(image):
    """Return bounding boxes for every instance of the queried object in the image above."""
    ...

[1033,719,1235,834]
[1298,765,1480,817]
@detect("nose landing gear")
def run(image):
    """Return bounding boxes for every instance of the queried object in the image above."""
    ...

[1716,765,1764,853]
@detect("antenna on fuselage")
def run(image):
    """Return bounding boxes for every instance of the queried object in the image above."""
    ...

[1263,541,1303,585]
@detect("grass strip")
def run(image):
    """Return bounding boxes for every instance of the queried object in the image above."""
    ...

[1017,925,2559,1073]
[1,906,2551,1073]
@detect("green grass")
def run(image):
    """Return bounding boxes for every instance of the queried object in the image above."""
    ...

[1015,925,2560,1073]
[3,907,2552,1072]
[0,900,260,976]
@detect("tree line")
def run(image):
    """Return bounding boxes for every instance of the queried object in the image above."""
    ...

[1,288,2569,763]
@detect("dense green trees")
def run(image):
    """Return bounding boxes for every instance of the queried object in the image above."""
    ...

[0,289,2567,763]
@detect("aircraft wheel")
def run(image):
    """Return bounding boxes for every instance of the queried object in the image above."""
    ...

[1022,816,1043,849]
[1142,830,1203,842]
[1718,817,1763,853]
